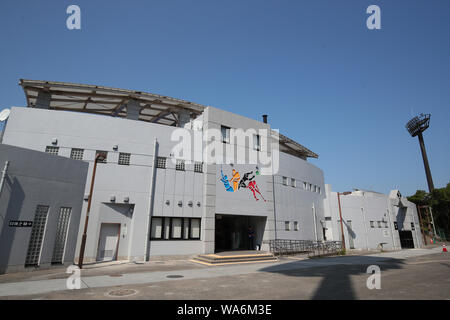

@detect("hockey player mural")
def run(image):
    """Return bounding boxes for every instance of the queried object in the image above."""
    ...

[219,165,266,202]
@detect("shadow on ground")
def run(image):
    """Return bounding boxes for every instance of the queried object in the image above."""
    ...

[259,255,405,299]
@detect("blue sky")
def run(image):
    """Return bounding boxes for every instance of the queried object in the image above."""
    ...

[0,0,449,195]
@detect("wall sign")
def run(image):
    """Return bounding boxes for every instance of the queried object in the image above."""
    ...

[9,220,33,227]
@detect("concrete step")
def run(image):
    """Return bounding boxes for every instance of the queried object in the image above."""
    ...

[191,252,278,265]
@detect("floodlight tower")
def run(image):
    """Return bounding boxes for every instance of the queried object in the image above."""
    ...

[406,113,434,193]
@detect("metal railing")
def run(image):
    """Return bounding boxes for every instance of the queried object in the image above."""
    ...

[268,239,342,257]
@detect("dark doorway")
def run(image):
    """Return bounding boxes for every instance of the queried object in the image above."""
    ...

[215,214,266,252]
[398,230,415,249]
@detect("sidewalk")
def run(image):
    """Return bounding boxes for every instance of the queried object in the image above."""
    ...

[0,246,443,298]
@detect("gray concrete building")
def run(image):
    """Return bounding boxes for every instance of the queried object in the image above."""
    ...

[0,144,88,273]
[0,79,423,270]
[1,79,326,264]
[323,185,423,251]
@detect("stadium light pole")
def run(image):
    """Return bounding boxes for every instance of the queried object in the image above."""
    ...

[78,152,106,269]
[406,114,434,193]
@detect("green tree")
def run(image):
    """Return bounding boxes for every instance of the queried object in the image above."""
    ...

[408,183,450,235]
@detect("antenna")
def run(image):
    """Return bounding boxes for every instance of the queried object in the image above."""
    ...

[405,113,434,192]
[0,109,10,122]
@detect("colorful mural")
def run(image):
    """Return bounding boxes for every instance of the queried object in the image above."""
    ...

[219,166,266,202]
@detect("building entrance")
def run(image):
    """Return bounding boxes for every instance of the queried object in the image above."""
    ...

[215,214,266,252]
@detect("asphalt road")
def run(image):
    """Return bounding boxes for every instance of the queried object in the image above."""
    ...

[1,249,449,300]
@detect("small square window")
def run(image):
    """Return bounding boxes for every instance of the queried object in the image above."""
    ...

[156,157,166,169]
[45,146,59,155]
[176,159,185,171]
[291,178,296,188]
[285,221,290,231]
[70,148,84,160]
[194,162,203,173]
[118,153,131,165]
[253,134,260,151]
[221,126,230,144]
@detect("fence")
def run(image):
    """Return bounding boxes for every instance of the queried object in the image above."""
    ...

[268,239,343,258]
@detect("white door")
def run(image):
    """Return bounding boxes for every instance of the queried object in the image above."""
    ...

[97,224,120,262]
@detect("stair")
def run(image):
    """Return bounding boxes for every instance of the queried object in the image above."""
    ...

[191,251,278,265]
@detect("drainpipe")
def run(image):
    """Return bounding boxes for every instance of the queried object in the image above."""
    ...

[386,207,397,250]
[0,161,10,196]
[361,207,369,250]
[144,138,158,261]
[312,204,318,241]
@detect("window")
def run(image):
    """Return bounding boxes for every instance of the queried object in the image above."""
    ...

[221,126,230,143]
[190,218,201,239]
[309,183,312,191]
[285,221,290,231]
[317,187,321,194]
[51,207,71,264]
[45,146,59,155]
[411,222,415,230]
[282,176,288,186]
[70,148,84,160]
[96,150,107,163]
[370,221,375,228]
[291,178,296,188]
[156,157,166,169]
[253,134,260,151]
[377,221,382,228]
[176,159,185,171]
[294,221,299,231]
[194,162,203,173]
[118,152,131,165]
[303,182,308,190]
[171,218,182,239]
[151,217,201,240]
[325,217,332,221]
[384,221,388,228]
[25,205,49,266]
[150,217,163,239]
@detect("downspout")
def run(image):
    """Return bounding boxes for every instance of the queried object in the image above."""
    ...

[312,204,318,241]
[144,138,158,261]
[0,161,9,196]
[386,206,397,250]
[361,207,369,250]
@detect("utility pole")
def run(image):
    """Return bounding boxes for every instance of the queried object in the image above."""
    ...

[78,152,106,269]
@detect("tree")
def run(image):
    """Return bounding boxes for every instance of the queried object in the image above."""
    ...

[408,183,450,234]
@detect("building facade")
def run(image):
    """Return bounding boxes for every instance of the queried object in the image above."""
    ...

[1,80,325,264]
[323,185,423,250]
[0,79,424,269]
[0,144,88,273]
